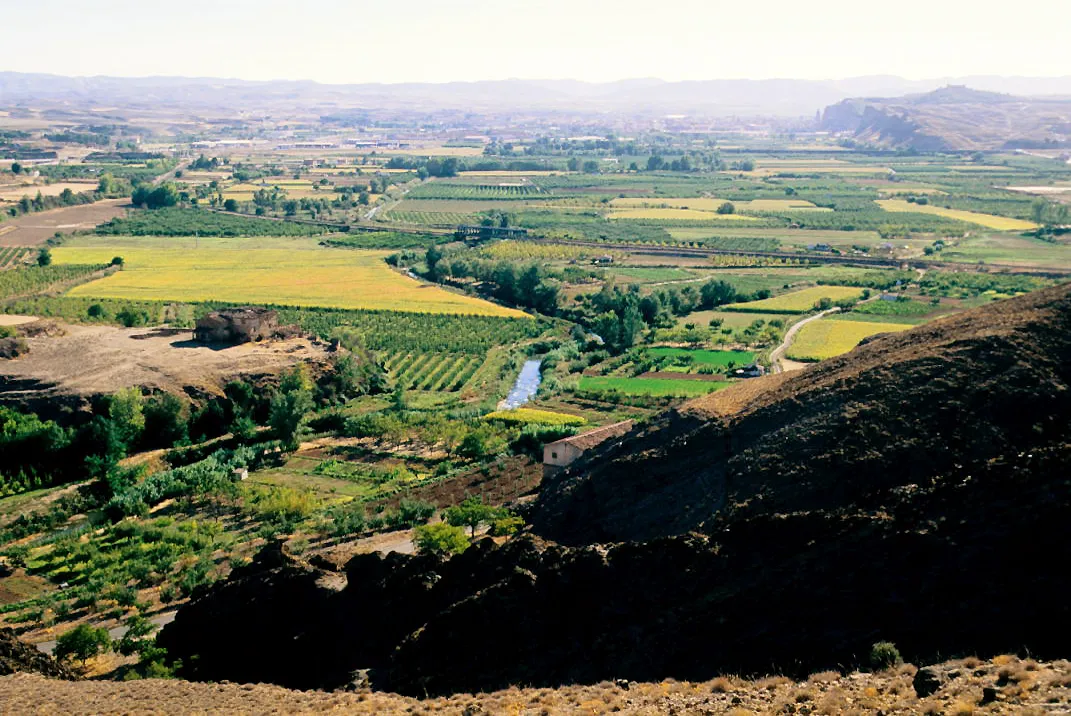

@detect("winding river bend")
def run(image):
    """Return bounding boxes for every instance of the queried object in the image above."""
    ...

[501,359,542,409]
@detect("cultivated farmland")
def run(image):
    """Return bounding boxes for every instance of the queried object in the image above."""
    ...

[607,208,760,222]
[723,285,865,313]
[876,199,1037,231]
[786,317,915,361]
[52,237,527,316]
[578,376,730,396]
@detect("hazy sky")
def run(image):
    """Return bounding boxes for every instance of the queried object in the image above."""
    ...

[6,0,1071,83]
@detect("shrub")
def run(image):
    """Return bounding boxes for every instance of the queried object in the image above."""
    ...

[869,641,903,670]
[413,523,469,557]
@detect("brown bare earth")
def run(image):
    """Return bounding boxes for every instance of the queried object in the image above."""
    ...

[0,199,128,246]
[1,655,1069,714]
[0,323,331,399]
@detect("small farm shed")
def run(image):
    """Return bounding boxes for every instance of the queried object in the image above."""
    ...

[543,421,634,479]
[194,307,279,344]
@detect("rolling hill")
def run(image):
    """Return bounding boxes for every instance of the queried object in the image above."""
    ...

[821,85,1071,150]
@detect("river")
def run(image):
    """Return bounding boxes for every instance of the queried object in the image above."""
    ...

[500,359,542,409]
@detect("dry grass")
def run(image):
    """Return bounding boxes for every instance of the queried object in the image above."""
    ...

[0,654,1068,715]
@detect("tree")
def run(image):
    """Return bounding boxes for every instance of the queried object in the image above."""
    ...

[37,248,52,266]
[443,496,502,538]
[106,387,146,449]
[647,155,664,171]
[716,202,735,215]
[426,245,444,282]
[110,256,124,267]
[269,386,313,451]
[413,523,470,556]
[54,624,111,666]
[10,162,21,175]
[223,198,239,212]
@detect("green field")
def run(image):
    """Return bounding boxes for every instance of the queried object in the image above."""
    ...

[578,376,730,396]
[52,237,526,316]
[645,347,755,367]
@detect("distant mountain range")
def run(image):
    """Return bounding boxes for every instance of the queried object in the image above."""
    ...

[821,85,1071,150]
[3,72,1071,117]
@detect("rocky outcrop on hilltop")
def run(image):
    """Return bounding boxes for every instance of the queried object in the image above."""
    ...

[158,284,1071,696]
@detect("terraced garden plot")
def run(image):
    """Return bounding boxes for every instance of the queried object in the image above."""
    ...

[384,350,485,392]
[876,199,1037,231]
[52,237,526,316]
[406,182,544,200]
[0,247,32,269]
[786,318,914,361]
[381,210,476,226]
[723,285,865,313]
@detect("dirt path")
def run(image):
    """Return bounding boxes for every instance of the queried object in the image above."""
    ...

[769,308,839,373]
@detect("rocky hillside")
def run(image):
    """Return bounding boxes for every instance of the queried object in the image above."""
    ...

[157,284,1071,696]
[534,281,1071,544]
[821,86,1071,150]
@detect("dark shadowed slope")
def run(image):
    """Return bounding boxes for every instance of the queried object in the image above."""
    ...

[532,282,1071,545]
[159,284,1071,696]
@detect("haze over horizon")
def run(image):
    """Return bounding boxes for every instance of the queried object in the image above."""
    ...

[7,0,1071,86]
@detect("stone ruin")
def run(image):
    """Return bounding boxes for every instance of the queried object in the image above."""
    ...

[194,307,280,344]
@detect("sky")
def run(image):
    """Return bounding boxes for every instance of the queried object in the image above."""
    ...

[5,0,1071,84]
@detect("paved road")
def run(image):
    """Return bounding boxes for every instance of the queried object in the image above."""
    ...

[769,308,839,374]
[34,610,177,655]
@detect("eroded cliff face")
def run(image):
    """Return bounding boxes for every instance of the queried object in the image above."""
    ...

[159,285,1071,696]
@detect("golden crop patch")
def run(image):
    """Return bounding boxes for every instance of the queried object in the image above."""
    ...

[53,238,527,317]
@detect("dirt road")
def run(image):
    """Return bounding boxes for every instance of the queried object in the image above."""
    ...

[769,308,839,373]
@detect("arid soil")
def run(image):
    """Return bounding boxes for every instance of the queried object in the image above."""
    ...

[0,199,129,246]
[0,323,332,400]
[1,655,1069,714]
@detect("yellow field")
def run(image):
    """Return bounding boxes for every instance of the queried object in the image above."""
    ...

[482,408,586,426]
[52,237,526,317]
[610,197,823,212]
[724,285,865,313]
[876,199,1037,231]
[786,318,914,361]
[607,207,759,222]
